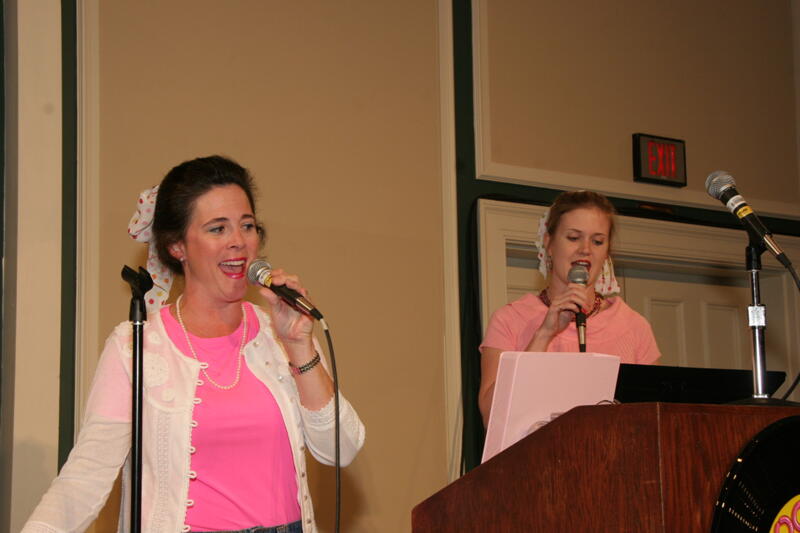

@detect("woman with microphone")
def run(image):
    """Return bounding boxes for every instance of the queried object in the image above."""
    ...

[478,190,661,426]
[24,155,365,533]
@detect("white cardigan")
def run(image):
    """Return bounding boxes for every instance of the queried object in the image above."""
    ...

[23,306,365,533]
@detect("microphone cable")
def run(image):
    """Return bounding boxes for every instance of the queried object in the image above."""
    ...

[319,318,341,533]
[780,267,800,400]
[247,259,341,528]
[788,264,800,292]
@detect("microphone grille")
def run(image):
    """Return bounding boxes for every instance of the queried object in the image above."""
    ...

[247,258,272,285]
[705,171,736,200]
[568,264,589,286]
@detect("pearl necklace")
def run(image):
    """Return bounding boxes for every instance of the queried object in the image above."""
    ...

[175,295,247,390]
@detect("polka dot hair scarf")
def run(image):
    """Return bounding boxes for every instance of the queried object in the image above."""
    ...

[127,185,174,314]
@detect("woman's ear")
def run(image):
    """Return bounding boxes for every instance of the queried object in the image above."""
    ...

[169,242,185,262]
[543,232,551,254]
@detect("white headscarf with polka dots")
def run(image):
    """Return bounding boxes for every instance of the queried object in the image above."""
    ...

[127,185,173,314]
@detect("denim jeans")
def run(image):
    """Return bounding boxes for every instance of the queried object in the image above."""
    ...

[191,521,303,533]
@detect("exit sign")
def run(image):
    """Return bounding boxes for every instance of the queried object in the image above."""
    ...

[632,133,687,187]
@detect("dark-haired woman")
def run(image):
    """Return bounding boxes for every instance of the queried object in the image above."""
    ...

[23,156,364,533]
[478,190,661,426]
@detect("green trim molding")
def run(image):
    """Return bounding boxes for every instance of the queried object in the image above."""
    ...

[59,0,77,470]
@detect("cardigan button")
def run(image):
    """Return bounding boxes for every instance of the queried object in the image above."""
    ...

[192,398,202,405]
[196,379,204,386]
[186,499,194,507]
[190,420,198,428]
[189,446,196,454]
[182,526,191,532]
[188,470,197,479]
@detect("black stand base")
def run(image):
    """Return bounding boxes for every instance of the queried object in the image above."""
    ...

[729,396,800,407]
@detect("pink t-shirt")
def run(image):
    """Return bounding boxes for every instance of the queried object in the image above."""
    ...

[481,293,661,364]
[161,303,300,531]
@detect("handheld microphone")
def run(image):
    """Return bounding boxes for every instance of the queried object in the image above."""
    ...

[247,259,323,320]
[568,264,589,353]
[705,171,791,268]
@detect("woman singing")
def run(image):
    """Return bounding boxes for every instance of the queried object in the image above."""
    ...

[479,190,661,426]
[23,155,365,532]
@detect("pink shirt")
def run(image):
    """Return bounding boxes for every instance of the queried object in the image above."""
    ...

[161,303,300,531]
[481,294,661,364]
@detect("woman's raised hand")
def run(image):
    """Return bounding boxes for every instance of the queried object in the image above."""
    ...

[258,268,315,345]
[526,283,595,351]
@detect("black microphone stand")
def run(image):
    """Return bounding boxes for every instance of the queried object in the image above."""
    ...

[734,236,798,406]
[121,266,153,533]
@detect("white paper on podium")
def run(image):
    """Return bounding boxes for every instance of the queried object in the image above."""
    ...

[481,351,621,463]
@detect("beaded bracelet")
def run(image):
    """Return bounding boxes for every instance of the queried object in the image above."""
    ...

[289,351,321,376]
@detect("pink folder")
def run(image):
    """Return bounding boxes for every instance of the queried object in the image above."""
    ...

[482,351,621,463]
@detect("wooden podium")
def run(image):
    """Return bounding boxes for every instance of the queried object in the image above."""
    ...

[412,403,800,532]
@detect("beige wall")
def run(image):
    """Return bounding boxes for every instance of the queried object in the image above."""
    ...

[475,0,800,217]
[3,2,455,531]
[87,1,448,532]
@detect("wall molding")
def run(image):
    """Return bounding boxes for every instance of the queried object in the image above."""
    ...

[438,0,462,482]
[471,0,800,221]
[75,0,100,430]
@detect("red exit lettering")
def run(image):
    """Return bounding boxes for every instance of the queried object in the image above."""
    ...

[648,141,677,179]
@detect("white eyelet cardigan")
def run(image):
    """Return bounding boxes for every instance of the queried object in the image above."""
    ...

[22,306,365,533]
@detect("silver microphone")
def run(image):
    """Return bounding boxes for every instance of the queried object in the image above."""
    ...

[705,171,789,266]
[568,264,589,353]
[247,259,323,320]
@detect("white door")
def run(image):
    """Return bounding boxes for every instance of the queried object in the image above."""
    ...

[618,266,751,369]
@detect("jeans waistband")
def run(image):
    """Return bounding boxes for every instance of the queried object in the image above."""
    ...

[190,520,302,533]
